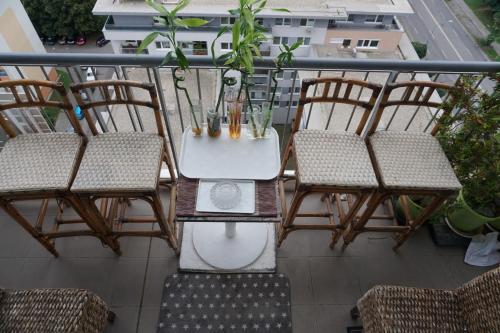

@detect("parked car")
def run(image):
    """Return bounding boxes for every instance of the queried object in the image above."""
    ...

[76,36,86,46]
[45,36,56,46]
[57,36,67,45]
[86,67,95,82]
[67,36,76,45]
[96,35,110,47]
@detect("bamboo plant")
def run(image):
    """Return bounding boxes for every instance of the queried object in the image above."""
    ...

[211,0,289,137]
[137,0,208,134]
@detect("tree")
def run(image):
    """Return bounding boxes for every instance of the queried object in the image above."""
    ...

[21,0,105,36]
[411,41,427,59]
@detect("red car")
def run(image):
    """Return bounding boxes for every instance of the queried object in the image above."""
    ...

[76,36,86,46]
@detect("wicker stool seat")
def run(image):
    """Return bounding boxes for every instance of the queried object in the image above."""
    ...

[0,133,82,193]
[0,288,112,333]
[355,267,500,332]
[71,132,163,192]
[295,130,378,188]
[369,132,461,191]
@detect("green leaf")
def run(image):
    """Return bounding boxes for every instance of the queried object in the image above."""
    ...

[145,0,170,16]
[232,19,240,48]
[171,0,189,15]
[242,8,254,30]
[272,8,290,12]
[154,16,167,26]
[175,47,189,70]
[211,26,231,65]
[290,40,302,50]
[173,18,189,28]
[160,50,174,67]
[137,32,159,54]
[177,18,209,27]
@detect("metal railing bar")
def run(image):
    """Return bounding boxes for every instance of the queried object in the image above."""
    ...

[345,71,370,131]
[171,67,185,130]
[14,65,56,132]
[281,69,298,152]
[305,70,321,129]
[386,72,415,130]
[325,71,346,130]
[69,65,108,132]
[153,67,179,172]
[121,66,145,131]
[2,53,499,73]
[39,65,50,80]
[404,73,441,131]
[196,68,202,102]
[89,66,118,132]
[113,66,138,132]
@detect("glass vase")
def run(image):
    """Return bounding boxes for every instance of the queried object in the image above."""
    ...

[190,100,203,136]
[247,105,262,139]
[227,100,242,139]
[259,102,273,138]
[207,106,221,138]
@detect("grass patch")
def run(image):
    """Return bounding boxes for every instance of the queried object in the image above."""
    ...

[463,0,495,27]
[480,43,500,60]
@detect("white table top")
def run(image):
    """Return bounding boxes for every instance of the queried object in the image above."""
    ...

[179,125,281,180]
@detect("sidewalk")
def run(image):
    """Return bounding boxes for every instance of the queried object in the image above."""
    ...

[446,0,500,54]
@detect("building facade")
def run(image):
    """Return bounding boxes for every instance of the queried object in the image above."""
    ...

[93,0,413,123]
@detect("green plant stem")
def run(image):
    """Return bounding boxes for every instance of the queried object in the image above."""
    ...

[261,70,280,137]
[215,68,232,114]
[173,68,200,131]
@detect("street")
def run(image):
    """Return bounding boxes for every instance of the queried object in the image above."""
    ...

[399,0,494,91]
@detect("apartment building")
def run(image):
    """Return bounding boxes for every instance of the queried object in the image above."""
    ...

[93,0,413,123]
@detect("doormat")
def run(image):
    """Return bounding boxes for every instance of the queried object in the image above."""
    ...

[157,273,292,332]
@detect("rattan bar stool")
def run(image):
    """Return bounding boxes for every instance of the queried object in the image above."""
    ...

[277,77,382,248]
[0,79,120,257]
[70,80,179,254]
[342,81,462,249]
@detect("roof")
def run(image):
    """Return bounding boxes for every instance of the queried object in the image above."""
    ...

[93,0,414,17]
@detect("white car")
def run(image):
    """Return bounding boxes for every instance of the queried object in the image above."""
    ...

[86,67,95,82]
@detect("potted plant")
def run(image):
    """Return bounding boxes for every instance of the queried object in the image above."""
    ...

[211,0,290,139]
[138,0,208,135]
[437,74,500,234]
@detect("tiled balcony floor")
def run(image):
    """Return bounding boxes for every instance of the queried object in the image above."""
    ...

[0,188,492,333]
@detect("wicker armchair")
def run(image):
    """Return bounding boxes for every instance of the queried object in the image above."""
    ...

[0,288,114,333]
[352,267,500,332]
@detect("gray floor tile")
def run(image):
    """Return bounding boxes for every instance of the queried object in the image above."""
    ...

[0,217,37,258]
[315,304,360,333]
[292,305,318,333]
[277,258,314,305]
[105,307,140,333]
[309,257,362,305]
[0,259,24,287]
[138,306,161,333]
[142,257,179,308]
[109,258,148,307]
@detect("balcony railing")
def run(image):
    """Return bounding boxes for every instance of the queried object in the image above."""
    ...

[0,52,498,175]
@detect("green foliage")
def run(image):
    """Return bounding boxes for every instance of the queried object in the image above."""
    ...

[412,41,428,59]
[437,75,500,217]
[21,0,105,36]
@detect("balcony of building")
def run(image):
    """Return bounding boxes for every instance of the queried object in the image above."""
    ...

[0,52,498,333]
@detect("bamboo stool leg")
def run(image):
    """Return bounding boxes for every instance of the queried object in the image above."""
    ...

[277,189,309,247]
[0,199,59,257]
[332,192,371,248]
[150,190,179,255]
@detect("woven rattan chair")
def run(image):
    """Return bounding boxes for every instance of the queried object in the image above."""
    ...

[277,77,382,247]
[0,288,114,332]
[70,80,178,254]
[352,267,500,332]
[342,81,462,249]
[0,79,119,257]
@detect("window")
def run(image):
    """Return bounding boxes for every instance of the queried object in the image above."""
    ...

[300,18,314,27]
[292,100,298,106]
[376,15,385,23]
[342,39,351,48]
[221,42,233,50]
[275,18,291,26]
[276,71,284,79]
[347,14,355,22]
[294,87,300,93]
[250,91,256,99]
[155,41,170,49]
[357,39,379,48]
[365,15,384,23]
[255,18,263,25]
[282,87,291,94]
[273,100,279,107]
[221,17,236,25]
[273,37,289,45]
[304,37,310,45]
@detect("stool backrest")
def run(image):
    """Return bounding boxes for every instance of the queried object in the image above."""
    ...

[70,80,165,137]
[0,79,84,138]
[293,77,382,135]
[367,81,459,136]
